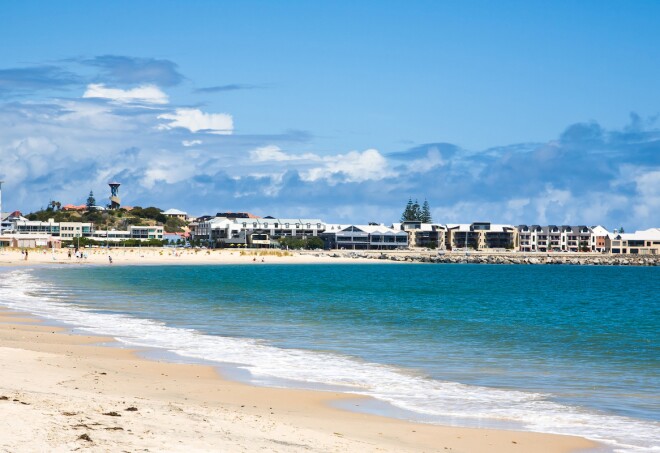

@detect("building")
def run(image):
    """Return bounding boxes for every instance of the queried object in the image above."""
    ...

[108,182,121,209]
[393,221,446,249]
[2,234,61,248]
[590,225,610,253]
[61,204,87,212]
[12,219,94,238]
[446,223,516,251]
[517,225,593,252]
[1,211,25,233]
[163,209,188,220]
[322,224,408,250]
[194,216,326,248]
[163,232,187,244]
[609,228,660,255]
[90,225,164,242]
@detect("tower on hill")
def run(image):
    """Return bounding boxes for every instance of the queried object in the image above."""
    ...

[108,182,121,209]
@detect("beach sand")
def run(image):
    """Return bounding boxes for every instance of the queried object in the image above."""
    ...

[0,247,374,266]
[0,255,600,452]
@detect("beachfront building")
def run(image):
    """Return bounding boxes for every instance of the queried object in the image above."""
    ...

[1,234,61,248]
[517,225,594,252]
[321,224,408,250]
[1,211,25,234]
[163,208,188,220]
[90,225,164,243]
[195,216,248,247]
[194,215,327,248]
[393,221,446,249]
[609,228,660,255]
[445,223,516,251]
[591,225,611,253]
[12,219,94,238]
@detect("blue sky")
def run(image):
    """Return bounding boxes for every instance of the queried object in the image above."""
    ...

[1,1,659,229]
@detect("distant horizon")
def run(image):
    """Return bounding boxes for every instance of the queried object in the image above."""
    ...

[1,2,658,229]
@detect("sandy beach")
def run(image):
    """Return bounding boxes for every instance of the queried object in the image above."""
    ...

[0,253,601,452]
[0,247,375,267]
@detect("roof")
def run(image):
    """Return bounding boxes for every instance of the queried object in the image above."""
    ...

[62,204,87,211]
[327,224,407,235]
[239,218,325,226]
[618,228,660,241]
[590,225,610,236]
[215,212,260,219]
[163,209,188,216]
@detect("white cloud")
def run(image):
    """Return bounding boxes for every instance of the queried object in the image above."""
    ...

[83,83,169,104]
[182,140,203,147]
[302,149,395,184]
[632,170,660,221]
[158,108,233,135]
[249,145,320,162]
[535,185,573,225]
[406,147,446,173]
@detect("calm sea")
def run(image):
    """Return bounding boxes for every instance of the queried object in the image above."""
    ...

[1,264,658,452]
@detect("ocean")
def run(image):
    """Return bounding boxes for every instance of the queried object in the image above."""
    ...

[0,263,658,452]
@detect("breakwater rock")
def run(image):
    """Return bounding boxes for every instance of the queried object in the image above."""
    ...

[332,251,660,266]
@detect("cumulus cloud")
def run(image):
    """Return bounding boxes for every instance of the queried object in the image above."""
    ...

[83,83,169,104]
[302,149,396,184]
[157,108,233,134]
[250,145,320,162]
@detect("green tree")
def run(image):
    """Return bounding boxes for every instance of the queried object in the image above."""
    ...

[86,191,96,211]
[411,199,421,221]
[306,237,325,250]
[400,198,414,222]
[401,198,432,222]
[421,199,432,223]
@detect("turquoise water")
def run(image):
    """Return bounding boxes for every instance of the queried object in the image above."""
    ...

[1,264,658,452]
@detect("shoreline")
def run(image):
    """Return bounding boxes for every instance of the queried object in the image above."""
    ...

[0,303,601,451]
[1,246,658,267]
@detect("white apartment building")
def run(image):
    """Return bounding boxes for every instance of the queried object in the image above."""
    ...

[610,228,660,255]
[13,219,94,238]
[517,225,594,252]
[195,216,326,247]
[91,225,164,242]
[446,223,516,251]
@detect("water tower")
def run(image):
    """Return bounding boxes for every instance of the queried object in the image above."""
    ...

[108,182,121,209]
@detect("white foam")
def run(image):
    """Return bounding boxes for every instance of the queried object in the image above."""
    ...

[1,269,657,453]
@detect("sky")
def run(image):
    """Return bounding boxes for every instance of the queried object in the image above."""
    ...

[1,1,659,229]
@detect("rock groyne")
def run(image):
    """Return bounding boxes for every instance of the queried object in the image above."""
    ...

[328,251,660,266]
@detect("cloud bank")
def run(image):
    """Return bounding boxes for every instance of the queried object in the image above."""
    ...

[0,57,658,231]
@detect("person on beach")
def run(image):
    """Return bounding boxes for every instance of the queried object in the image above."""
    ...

[67,250,71,259]
[24,250,28,260]
[108,255,113,264]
